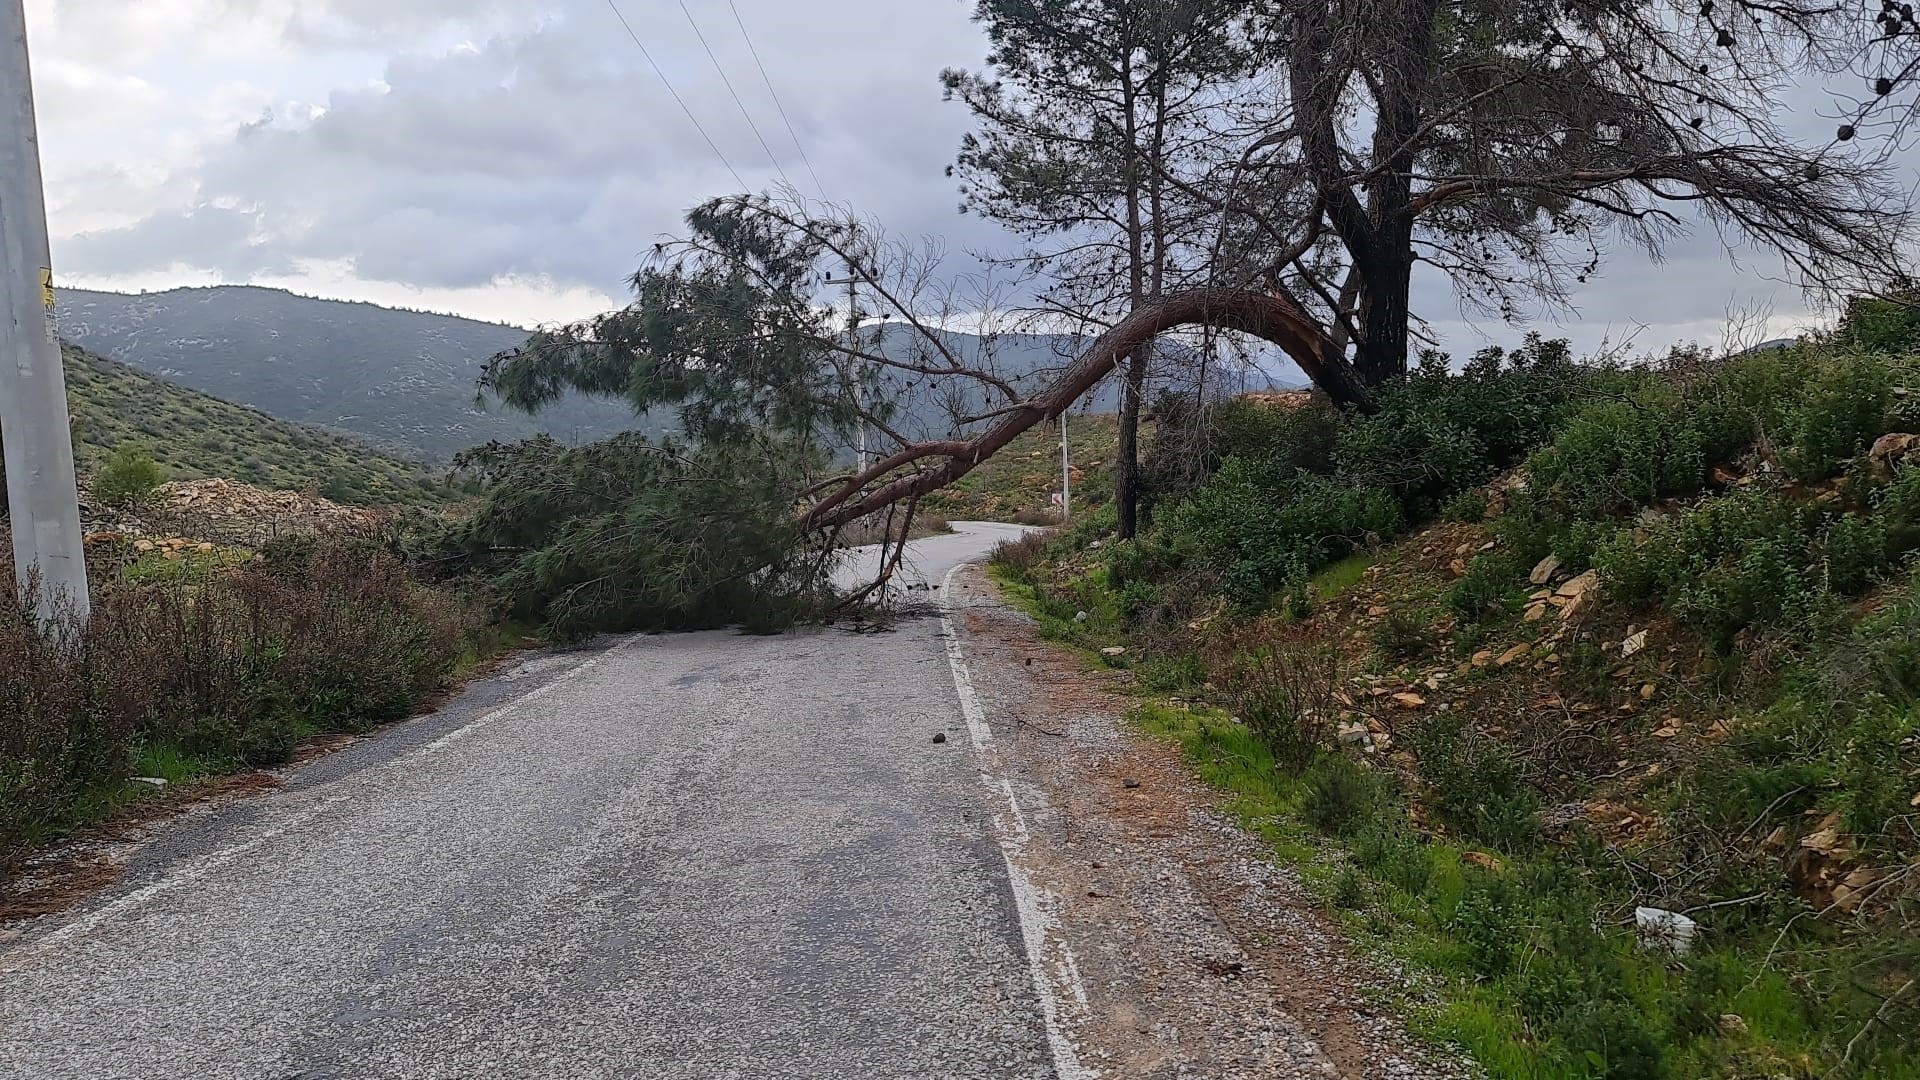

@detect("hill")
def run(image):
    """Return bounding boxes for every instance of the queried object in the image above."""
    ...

[58,344,449,505]
[994,339,1920,1076]
[920,413,1120,522]
[54,286,650,461]
[53,286,1301,462]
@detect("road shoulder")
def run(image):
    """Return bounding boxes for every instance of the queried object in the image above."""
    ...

[945,563,1469,1079]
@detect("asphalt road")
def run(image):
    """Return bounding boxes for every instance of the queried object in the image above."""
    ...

[0,522,1059,1079]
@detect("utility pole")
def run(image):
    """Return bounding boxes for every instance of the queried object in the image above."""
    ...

[1059,411,1070,523]
[0,0,89,627]
[823,259,867,468]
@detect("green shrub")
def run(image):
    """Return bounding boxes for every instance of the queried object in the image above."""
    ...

[1525,388,1704,520]
[1441,487,1489,523]
[1447,551,1523,627]
[1416,716,1540,852]
[1302,754,1393,837]
[1372,608,1432,659]
[1593,487,1886,649]
[1164,458,1401,607]
[92,444,165,509]
[1,539,477,873]
[1778,353,1892,481]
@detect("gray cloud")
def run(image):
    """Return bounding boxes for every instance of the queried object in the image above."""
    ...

[42,0,1911,351]
[54,0,1006,299]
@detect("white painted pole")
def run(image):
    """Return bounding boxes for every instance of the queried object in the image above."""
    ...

[1059,411,1070,523]
[0,0,90,627]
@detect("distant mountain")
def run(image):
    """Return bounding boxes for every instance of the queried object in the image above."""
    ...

[54,286,649,462]
[859,323,1299,441]
[52,344,449,505]
[53,285,1299,462]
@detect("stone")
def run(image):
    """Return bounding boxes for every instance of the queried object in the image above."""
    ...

[1462,851,1504,873]
[1495,643,1532,667]
[1528,555,1562,585]
[1391,691,1426,709]
[1100,646,1127,657]
[1620,630,1650,657]
[1123,777,1141,789]
[1555,570,1599,598]
[931,732,948,744]
[129,776,168,788]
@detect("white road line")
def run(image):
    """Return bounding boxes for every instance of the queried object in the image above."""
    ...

[2,793,351,966]
[939,561,1099,1080]
[3,639,632,966]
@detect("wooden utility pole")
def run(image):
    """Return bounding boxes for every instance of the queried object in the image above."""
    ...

[0,0,89,627]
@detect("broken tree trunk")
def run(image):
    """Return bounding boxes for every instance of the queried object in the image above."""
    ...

[805,286,1367,531]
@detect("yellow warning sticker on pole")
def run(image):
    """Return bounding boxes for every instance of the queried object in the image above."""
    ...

[39,267,53,309]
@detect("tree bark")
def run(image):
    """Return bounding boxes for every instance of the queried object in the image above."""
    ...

[805,286,1369,530]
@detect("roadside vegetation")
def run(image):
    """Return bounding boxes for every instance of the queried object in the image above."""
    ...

[990,306,1920,1077]
[0,534,494,879]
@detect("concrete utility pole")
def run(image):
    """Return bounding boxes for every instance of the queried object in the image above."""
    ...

[0,0,90,626]
[1059,411,1070,523]
[824,260,868,468]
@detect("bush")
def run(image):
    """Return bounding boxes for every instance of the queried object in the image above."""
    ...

[1416,716,1540,852]
[92,444,165,509]
[1447,551,1523,627]
[1777,353,1892,481]
[1,539,477,875]
[1302,754,1393,836]
[1525,391,1705,520]
[1219,637,1343,769]
[1164,459,1401,607]
[1592,487,1883,649]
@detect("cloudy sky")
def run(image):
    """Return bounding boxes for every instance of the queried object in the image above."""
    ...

[25,0,1879,356]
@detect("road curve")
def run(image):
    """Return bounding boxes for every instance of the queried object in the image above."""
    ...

[0,523,1056,1079]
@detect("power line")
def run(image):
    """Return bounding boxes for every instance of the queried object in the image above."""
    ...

[678,0,791,188]
[724,0,828,201]
[601,0,748,191]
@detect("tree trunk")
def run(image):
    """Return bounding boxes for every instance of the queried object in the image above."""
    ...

[806,286,1370,530]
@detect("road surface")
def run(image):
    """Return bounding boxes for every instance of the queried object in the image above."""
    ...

[0,522,1060,1079]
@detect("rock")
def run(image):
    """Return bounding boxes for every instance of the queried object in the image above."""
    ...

[1088,540,1103,550]
[1555,570,1599,598]
[931,732,948,744]
[129,776,168,789]
[1800,826,1846,856]
[1528,555,1562,585]
[1719,1014,1748,1036]
[1336,722,1371,745]
[1523,603,1549,622]
[1122,777,1141,789]
[1470,649,1494,667]
[1541,802,1586,829]
[1870,431,1919,465]
[1448,557,1469,577]
[1391,691,1426,709]
[1462,851,1504,873]
[1073,611,1090,622]
[1100,646,1127,657]
[1634,906,1699,956]
[1620,630,1650,657]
